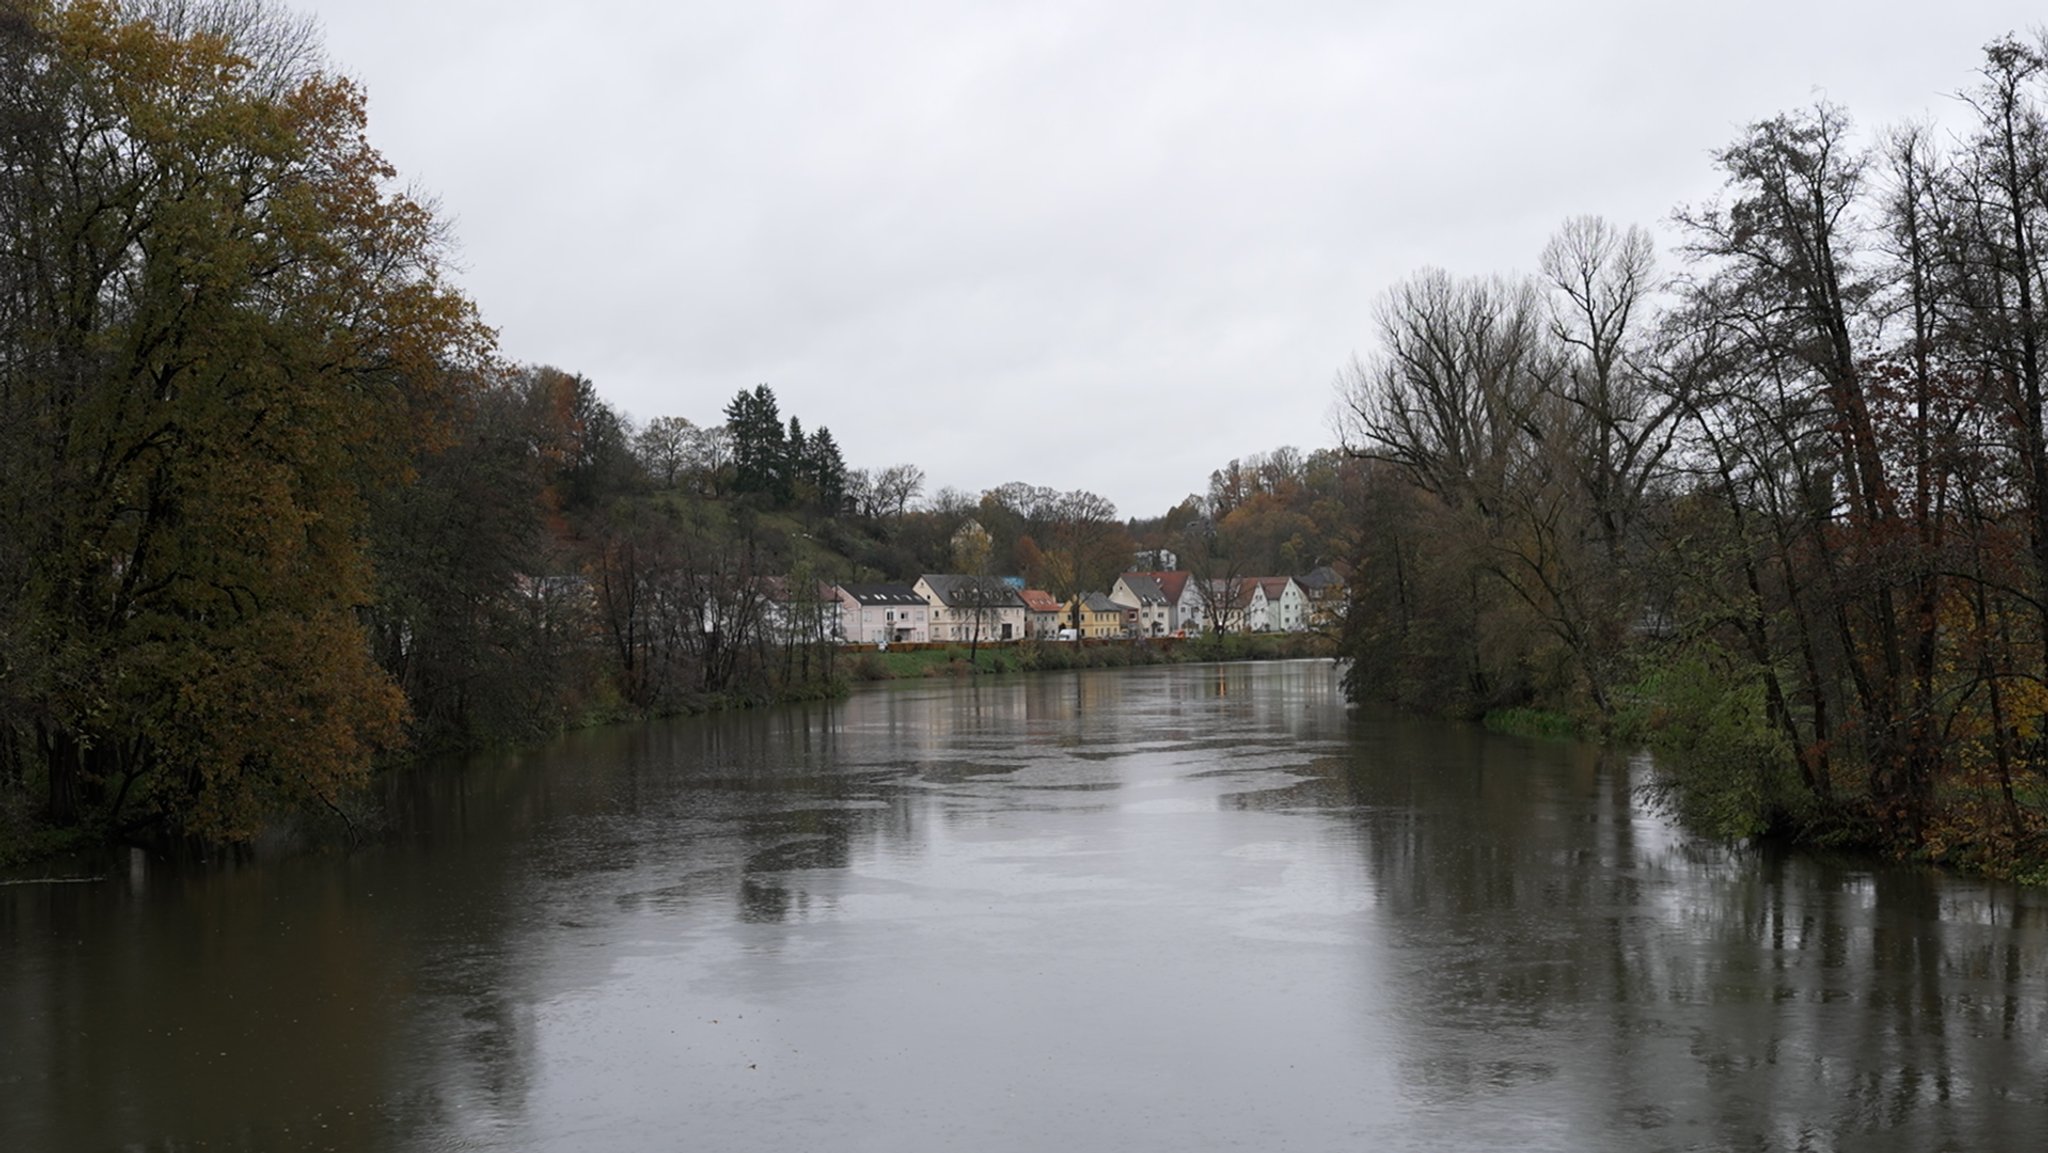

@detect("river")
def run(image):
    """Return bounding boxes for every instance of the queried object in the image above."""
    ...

[4,660,2046,1151]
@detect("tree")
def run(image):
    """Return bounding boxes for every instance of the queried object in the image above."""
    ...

[1954,37,2048,672]
[364,374,584,752]
[0,0,489,840]
[1538,216,1676,560]
[724,384,786,498]
[636,415,696,487]
[784,416,807,504]
[527,367,637,510]
[947,521,1002,658]
[804,426,848,513]
[1340,269,1551,516]
[871,463,926,516]
[1316,34,2048,865]
[1179,518,1250,636]
[1038,490,1122,634]
[683,423,733,495]
[1337,269,1556,703]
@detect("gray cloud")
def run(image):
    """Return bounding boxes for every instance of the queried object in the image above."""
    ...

[304,0,2041,514]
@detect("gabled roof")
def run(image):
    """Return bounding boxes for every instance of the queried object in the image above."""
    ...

[1082,592,1123,614]
[1297,565,1345,590]
[1198,577,1253,606]
[918,573,1025,609]
[1254,577,1294,600]
[1134,570,1190,603]
[760,577,840,604]
[1018,588,1062,613]
[1116,573,1168,605]
[839,582,926,607]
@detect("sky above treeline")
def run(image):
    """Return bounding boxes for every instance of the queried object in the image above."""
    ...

[302,0,2043,517]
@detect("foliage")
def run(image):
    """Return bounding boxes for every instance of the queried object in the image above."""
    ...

[0,1,1352,862]
[717,384,847,512]
[1482,707,1583,741]
[1332,32,2048,877]
[0,0,487,843]
[1619,649,1807,841]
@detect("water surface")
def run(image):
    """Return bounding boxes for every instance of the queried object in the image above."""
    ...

[5,661,2046,1151]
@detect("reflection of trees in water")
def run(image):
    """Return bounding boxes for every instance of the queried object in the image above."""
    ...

[41,665,2035,1149]
[1337,719,2048,1146]
[0,847,487,1152]
[19,668,1366,1148]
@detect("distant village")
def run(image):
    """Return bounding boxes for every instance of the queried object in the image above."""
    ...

[779,551,1346,647]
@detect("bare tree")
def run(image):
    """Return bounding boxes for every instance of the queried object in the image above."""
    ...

[1338,270,1553,516]
[946,521,1000,659]
[1540,216,1681,557]
[1178,518,1249,636]
[1039,490,1122,634]
[872,464,927,516]
[635,416,695,487]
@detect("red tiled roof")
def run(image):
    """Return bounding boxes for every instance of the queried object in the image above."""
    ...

[1136,571,1190,602]
[1018,588,1061,612]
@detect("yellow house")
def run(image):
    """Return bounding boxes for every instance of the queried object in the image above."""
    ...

[1059,592,1126,638]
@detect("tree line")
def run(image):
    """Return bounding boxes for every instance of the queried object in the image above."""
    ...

[1337,33,2048,874]
[0,0,489,844]
[0,2,964,850]
[0,0,1150,850]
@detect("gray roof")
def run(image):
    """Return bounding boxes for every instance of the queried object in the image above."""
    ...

[1117,573,1168,605]
[919,573,1025,608]
[839,583,926,606]
[1298,565,1344,590]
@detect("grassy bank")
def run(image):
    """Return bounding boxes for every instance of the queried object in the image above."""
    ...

[843,633,1336,682]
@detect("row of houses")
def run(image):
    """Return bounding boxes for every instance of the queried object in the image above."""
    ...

[811,567,1346,646]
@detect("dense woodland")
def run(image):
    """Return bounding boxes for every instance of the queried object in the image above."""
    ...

[6,1,2048,879]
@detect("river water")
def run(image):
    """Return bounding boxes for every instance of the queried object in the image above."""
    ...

[5,661,2047,1151]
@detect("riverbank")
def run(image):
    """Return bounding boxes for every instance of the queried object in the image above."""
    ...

[844,632,1336,680]
[1477,696,2048,886]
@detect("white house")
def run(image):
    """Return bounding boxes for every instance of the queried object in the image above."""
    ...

[1109,573,1174,637]
[1184,577,1253,635]
[915,574,1027,643]
[836,583,929,644]
[1129,571,1194,633]
[1246,577,1308,632]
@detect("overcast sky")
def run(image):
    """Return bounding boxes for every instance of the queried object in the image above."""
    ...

[302,0,2041,517]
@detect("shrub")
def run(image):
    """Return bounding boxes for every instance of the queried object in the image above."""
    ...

[1627,648,1805,840]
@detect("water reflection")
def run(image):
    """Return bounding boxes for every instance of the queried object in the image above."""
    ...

[4,661,2045,1152]
[1335,727,2048,1151]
